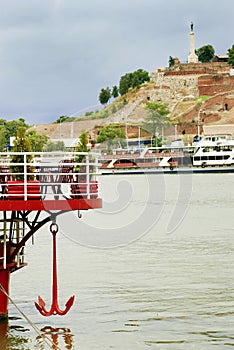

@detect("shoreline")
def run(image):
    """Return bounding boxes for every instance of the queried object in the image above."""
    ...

[100,166,234,175]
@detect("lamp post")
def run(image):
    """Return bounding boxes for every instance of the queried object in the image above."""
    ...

[174,123,178,140]
[125,122,129,149]
[155,127,159,148]
[138,126,141,148]
[197,109,201,138]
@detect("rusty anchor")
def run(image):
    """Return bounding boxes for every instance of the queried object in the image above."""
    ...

[35,223,75,316]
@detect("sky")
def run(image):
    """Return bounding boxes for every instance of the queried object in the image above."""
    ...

[0,0,234,125]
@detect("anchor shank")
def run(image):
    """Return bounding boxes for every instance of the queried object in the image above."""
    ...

[52,230,59,308]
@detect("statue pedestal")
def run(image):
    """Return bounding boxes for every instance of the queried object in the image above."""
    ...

[188,52,198,63]
[188,31,198,63]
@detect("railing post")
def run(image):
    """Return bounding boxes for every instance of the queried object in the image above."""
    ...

[3,221,7,270]
[86,154,90,199]
[95,154,99,175]
[23,153,27,200]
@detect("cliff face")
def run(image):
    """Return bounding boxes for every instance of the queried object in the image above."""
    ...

[32,61,234,139]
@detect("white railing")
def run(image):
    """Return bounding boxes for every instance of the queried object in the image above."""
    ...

[0,151,100,201]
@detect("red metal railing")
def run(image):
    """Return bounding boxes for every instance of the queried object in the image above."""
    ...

[0,151,100,202]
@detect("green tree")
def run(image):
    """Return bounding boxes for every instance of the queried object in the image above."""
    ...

[27,130,49,152]
[44,140,66,151]
[112,85,119,98]
[227,44,234,67]
[142,101,170,142]
[0,119,7,151]
[74,130,89,172]
[119,69,149,96]
[96,125,125,149]
[99,87,111,105]
[132,69,150,87]
[169,56,175,67]
[119,73,132,95]
[55,115,77,123]
[196,45,215,62]
[0,128,7,151]
[10,127,35,180]
[5,118,28,146]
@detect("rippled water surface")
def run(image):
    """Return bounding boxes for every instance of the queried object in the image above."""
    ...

[2,173,234,349]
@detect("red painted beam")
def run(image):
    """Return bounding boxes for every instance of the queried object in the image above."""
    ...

[0,269,10,319]
[0,198,102,211]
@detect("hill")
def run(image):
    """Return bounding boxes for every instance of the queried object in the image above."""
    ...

[32,60,234,141]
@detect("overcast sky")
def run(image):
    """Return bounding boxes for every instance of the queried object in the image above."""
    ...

[0,0,234,125]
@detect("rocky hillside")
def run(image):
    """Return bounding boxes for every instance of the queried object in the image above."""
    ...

[32,61,234,139]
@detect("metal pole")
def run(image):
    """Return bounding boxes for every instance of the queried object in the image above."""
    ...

[174,124,178,140]
[86,154,90,199]
[197,109,201,138]
[125,122,128,149]
[155,127,158,148]
[138,126,141,148]
[24,153,27,200]
[3,219,7,270]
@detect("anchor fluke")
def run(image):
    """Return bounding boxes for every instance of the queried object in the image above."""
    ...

[65,295,75,310]
[35,296,49,316]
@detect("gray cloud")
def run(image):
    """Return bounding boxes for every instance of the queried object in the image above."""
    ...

[0,0,233,124]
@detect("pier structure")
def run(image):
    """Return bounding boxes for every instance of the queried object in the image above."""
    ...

[0,151,102,319]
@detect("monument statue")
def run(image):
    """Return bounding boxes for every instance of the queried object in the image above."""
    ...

[190,22,194,32]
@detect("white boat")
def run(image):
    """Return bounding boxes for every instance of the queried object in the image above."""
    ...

[99,147,191,173]
[192,135,234,167]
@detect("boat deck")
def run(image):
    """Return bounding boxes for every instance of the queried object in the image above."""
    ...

[0,151,102,211]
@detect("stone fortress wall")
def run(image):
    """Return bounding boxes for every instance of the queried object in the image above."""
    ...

[150,61,233,100]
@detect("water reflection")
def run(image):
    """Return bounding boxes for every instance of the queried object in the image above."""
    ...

[37,326,74,349]
[0,319,31,350]
[0,319,75,350]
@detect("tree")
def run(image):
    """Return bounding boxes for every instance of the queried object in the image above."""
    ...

[96,125,125,149]
[74,130,89,172]
[10,127,35,180]
[196,45,215,62]
[119,69,150,95]
[142,101,170,143]
[227,44,234,67]
[44,140,66,151]
[99,87,111,105]
[169,56,175,67]
[27,130,49,152]
[0,119,7,151]
[119,73,132,95]
[0,118,30,151]
[55,115,77,123]
[4,118,28,146]
[112,85,119,98]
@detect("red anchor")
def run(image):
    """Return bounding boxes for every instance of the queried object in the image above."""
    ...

[35,223,75,316]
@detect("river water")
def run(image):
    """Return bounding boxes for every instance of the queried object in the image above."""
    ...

[1,173,234,349]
